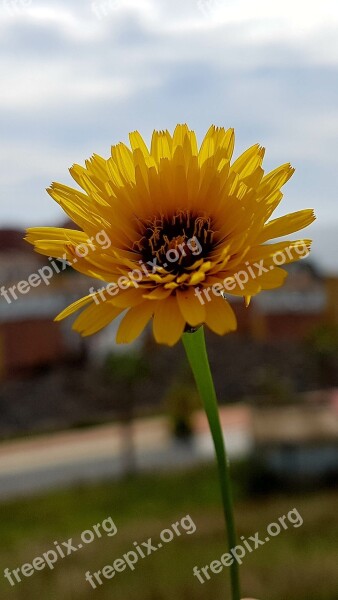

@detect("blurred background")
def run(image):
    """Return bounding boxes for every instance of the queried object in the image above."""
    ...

[0,1,337,599]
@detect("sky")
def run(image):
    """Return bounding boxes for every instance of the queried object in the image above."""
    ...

[0,0,337,270]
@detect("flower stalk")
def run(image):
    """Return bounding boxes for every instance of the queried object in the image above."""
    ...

[182,326,241,600]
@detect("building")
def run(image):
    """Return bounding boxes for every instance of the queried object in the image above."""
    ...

[247,261,329,340]
[0,229,88,379]
[0,228,140,380]
[0,228,337,378]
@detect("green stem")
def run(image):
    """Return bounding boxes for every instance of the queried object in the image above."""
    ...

[182,326,241,600]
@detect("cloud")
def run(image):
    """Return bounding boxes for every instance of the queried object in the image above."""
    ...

[0,0,337,266]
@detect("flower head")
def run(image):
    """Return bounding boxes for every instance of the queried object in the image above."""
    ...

[26,125,315,346]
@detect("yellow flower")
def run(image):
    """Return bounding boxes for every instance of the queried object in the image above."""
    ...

[25,125,315,346]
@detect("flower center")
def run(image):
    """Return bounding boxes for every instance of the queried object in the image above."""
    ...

[135,210,216,272]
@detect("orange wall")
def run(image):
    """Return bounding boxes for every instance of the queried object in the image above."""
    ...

[0,319,67,379]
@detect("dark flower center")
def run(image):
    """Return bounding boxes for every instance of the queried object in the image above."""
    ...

[134,210,216,273]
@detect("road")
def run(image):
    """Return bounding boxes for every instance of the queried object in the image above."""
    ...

[0,406,253,500]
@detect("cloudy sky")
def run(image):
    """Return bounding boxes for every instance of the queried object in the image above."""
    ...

[1,0,337,269]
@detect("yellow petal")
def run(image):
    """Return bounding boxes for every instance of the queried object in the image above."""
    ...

[153,296,185,346]
[205,295,237,335]
[129,131,156,169]
[47,183,103,233]
[254,266,288,290]
[177,287,206,327]
[256,209,316,243]
[54,294,94,321]
[258,163,295,198]
[110,143,135,184]
[25,227,88,244]
[151,130,173,164]
[173,124,190,150]
[116,302,155,344]
[245,239,312,266]
[109,287,144,308]
[230,144,264,178]
[142,287,173,300]
[72,302,123,336]
[189,271,206,285]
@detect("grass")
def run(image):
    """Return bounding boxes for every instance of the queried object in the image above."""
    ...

[0,466,337,600]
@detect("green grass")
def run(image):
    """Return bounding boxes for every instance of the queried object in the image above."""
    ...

[0,466,337,600]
